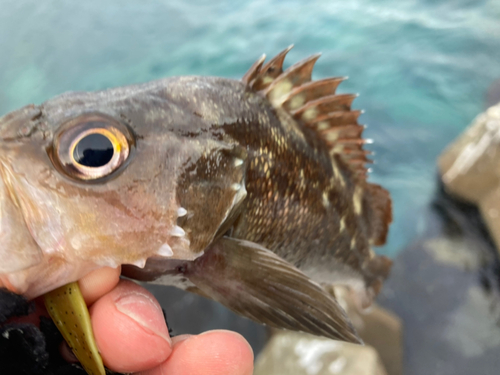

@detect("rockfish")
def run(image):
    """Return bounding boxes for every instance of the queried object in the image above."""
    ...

[0,46,392,373]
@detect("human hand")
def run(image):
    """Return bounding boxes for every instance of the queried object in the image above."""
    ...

[76,267,254,375]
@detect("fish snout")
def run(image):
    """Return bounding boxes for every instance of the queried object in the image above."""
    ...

[0,104,42,140]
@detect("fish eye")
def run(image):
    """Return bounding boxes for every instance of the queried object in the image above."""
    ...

[73,133,114,167]
[52,114,134,181]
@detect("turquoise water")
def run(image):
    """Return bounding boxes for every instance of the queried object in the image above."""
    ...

[1,0,500,256]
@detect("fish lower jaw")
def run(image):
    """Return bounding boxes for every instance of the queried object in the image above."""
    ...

[1,256,108,300]
[1,237,197,299]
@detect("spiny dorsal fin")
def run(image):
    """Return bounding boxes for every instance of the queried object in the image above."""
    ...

[242,47,372,181]
[243,48,392,248]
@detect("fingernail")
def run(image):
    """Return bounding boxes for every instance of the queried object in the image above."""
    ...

[115,291,171,344]
[171,334,192,346]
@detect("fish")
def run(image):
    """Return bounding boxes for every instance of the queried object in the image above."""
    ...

[0,46,392,373]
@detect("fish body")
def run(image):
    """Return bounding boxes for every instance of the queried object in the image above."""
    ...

[0,47,391,343]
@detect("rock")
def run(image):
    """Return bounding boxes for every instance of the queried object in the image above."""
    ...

[479,185,500,248]
[423,237,482,271]
[486,79,500,109]
[254,330,388,375]
[254,287,402,375]
[377,216,500,375]
[438,102,500,251]
[354,305,403,375]
[334,288,403,375]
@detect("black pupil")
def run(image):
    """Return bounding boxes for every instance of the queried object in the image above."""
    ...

[73,133,114,167]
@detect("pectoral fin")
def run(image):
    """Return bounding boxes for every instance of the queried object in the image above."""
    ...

[182,237,362,344]
[44,282,105,375]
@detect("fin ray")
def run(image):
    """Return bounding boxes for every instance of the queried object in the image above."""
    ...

[183,237,362,343]
[282,77,346,112]
[292,94,357,119]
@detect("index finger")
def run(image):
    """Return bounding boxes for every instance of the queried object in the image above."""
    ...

[138,330,254,375]
[78,266,121,306]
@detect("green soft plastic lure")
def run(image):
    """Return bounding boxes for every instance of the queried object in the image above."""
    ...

[44,282,105,375]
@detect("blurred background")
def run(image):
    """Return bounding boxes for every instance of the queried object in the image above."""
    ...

[1,1,500,374]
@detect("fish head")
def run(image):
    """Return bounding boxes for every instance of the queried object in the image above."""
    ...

[0,77,248,298]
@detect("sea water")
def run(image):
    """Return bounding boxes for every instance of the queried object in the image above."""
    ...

[1,0,499,256]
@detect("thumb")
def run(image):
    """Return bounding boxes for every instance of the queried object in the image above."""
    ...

[90,280,172,373]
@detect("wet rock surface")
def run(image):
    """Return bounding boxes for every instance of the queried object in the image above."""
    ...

[249,288,402,375]
[438,102,500,253]
[345,301,402,375]
[486,79,500,109]
[378,188,500,375]
[439,103,500,203]
[254,331,388,375]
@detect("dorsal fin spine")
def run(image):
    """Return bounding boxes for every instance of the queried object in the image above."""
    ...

[241,54,266,84]
[249,45,294,91]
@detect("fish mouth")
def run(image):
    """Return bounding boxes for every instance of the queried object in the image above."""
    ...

[122,256,186,282]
